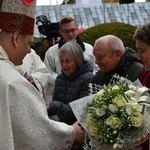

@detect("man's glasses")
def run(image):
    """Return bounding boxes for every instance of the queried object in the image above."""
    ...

[60,28,77,34]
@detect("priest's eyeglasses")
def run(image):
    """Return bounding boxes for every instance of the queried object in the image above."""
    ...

[60,28,77,34]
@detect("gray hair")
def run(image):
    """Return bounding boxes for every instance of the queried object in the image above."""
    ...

[94,35,125,53]
[58,41,84,67]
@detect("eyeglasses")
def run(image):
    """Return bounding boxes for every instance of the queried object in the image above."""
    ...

[60,28,77,34]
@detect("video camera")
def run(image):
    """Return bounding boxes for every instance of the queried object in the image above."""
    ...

[36,15,60,38]
[31,15,60,50]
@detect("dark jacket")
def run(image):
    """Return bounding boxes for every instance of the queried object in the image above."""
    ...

[48,60,94,125]
[92,47,143,86]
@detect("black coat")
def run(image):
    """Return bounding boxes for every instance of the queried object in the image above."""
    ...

[48,60,94,125]
[92,47,143,86]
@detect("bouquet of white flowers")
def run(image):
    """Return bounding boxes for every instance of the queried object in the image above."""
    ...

[70,76,150,150]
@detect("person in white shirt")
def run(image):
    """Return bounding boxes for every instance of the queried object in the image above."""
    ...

[17,49,49,98]
[44,16,99,97]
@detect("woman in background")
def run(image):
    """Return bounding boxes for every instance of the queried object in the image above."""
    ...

[133,22,150,150]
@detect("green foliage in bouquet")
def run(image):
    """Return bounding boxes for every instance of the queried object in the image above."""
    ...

[85,80,148,149]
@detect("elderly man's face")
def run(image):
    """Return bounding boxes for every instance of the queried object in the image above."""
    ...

[93,43,121,73]
[136,39,150,70]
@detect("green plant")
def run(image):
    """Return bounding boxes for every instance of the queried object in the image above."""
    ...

[33,22,137,60]
[78,22,137,51]
[31,37,52,61]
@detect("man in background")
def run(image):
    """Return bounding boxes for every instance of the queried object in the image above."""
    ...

[92,35,143,86]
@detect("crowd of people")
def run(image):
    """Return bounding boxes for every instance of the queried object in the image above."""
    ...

[0,0,150,149]
[44,16,99,99]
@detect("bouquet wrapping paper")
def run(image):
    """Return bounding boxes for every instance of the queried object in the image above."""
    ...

[70,78,150,150]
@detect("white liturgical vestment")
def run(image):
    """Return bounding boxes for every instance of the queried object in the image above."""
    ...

[17,49,50,97]
[0,46,74,150]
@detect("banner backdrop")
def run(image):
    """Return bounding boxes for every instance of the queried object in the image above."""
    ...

[75,0,101,7]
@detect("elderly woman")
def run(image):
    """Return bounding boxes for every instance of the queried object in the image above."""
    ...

[133,22,150,150]
[47,41,94,125]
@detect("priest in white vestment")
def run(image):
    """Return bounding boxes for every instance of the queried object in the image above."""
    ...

[0,0,85,149]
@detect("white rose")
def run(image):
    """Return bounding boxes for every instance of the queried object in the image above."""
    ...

[109,104,118,113]
[112,85,120,91]
[106,116,121,129]
[96,89,104,97]
[96,108,105,117]
[131,111,144,127]
[113,95,127,107]
[126,107,132,115]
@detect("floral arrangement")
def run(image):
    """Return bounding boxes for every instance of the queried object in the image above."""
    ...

[86,79,150,149]
[70,77,150,150]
